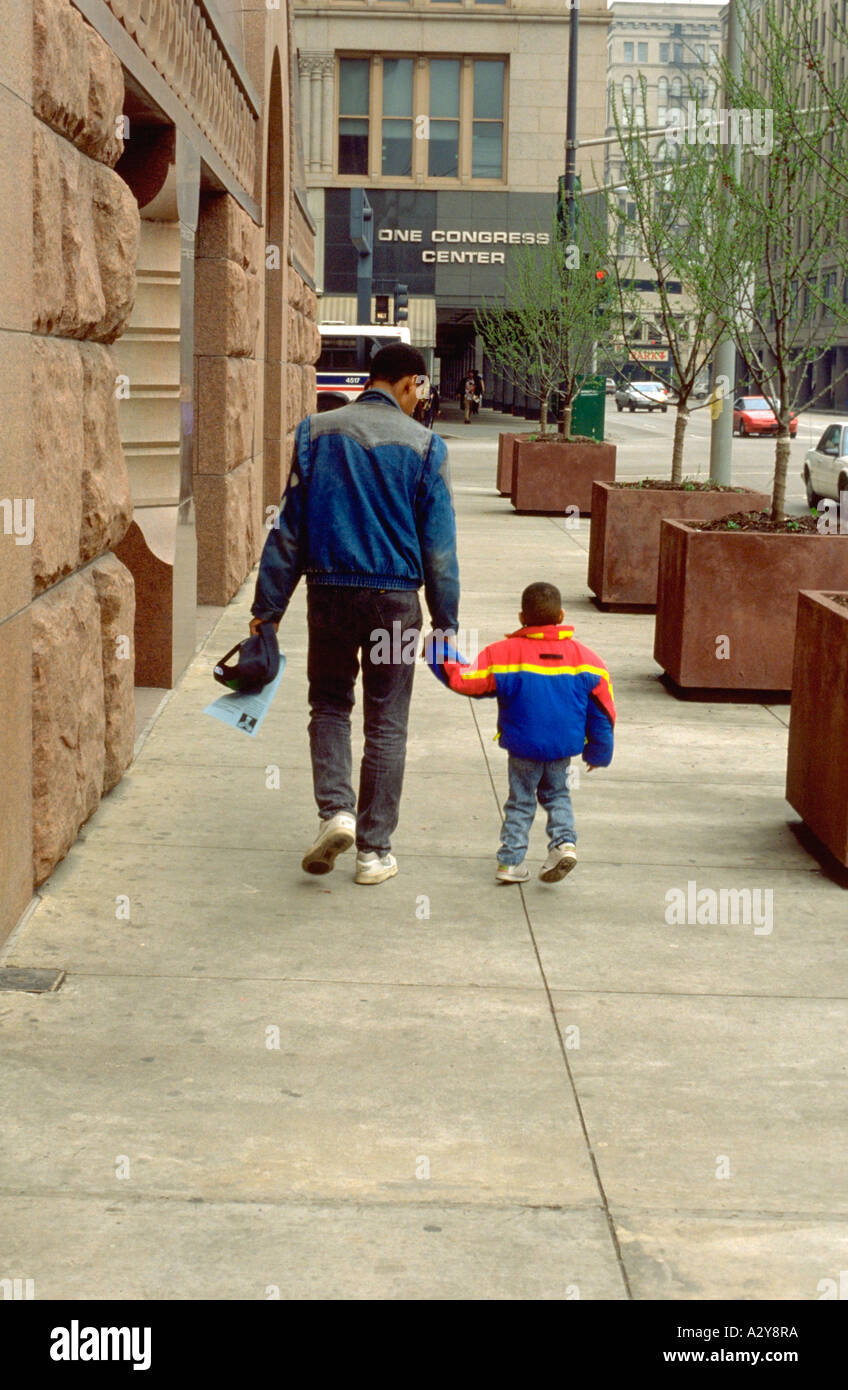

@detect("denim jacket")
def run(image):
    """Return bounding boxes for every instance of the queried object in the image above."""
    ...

[252,388,460,632]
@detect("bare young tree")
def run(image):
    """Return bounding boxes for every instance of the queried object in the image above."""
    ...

[596,76,742,483]
[476,212,615,439]
[702,0,848,519]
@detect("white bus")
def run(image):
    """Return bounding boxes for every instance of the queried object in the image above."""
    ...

[316,322,412,411]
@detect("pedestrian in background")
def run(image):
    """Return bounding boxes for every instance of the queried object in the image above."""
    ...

[461,371,476,424]
[425,382,440,430]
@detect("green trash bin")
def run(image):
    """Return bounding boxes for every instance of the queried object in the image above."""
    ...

[570,374,607,441]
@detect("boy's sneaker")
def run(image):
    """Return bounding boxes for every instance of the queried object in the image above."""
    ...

[539,842,577,883]
[354,851,398,885]
[495,861,530,884]
[301,812,356,875]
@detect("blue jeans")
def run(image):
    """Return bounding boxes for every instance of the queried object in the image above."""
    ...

[498,754,576,866]
[306,585,422,854]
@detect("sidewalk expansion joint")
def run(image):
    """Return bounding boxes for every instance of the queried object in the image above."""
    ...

[468,701,634,1300]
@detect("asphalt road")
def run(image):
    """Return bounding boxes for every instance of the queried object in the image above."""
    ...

[603,399,838,514]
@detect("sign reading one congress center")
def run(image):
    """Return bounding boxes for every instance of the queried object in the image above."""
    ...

[377,226,551,264]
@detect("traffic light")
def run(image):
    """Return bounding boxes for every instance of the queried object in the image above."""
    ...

[394,283,409,323]
[556,175,568,237]
[375,294,389,324]
[592,268,611,322]
[349,188,373,255]
[556,173,582,239]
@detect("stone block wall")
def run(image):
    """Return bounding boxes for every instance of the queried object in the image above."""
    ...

[194,191,263,604]
[193,192,320,605]
[26,0,139,888]
[1,0,318,939]
[284,262,319,480]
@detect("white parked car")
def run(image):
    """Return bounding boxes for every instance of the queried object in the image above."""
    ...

[614,380,669,413]
[802,421,848,508]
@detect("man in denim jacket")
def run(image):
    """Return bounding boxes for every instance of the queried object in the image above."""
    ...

[251,344,460,885]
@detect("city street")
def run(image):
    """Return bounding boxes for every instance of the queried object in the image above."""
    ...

[605,402,833,511]
[3,408,848,1300]
[456,396,837,513]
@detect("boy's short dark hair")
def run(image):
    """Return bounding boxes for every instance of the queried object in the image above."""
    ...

[368,343,427,384]
[521,582,562,625]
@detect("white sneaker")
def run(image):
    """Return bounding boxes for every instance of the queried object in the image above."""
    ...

[301,813,356,875]
[539,842,577,883]
[354,851,398,885]
[495,861,530,884]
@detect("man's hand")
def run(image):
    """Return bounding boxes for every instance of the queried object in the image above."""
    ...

[249,617,280,637]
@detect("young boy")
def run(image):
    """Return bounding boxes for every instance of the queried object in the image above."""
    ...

[428,582,615,883]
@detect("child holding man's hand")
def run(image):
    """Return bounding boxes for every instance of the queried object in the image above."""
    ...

[428,581,615,883]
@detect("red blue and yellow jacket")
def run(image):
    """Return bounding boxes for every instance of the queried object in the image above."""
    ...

[429,623,616,765]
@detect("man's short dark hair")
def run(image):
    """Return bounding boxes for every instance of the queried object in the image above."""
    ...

[521,582,562,625]
[368,343,427,384]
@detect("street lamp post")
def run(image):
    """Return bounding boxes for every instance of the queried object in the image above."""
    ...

[709,0,743,484]
[562,0,580,243]
[349,187,374,369]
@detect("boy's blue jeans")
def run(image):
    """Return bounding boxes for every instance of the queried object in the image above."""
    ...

[498,754,576,866]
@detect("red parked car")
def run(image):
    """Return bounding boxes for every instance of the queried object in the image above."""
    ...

[732,396,798,438]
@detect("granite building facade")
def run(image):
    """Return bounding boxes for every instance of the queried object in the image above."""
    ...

[0,0,318,942]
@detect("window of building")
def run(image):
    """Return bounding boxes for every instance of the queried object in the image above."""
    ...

[622,74,634,108]
[695,43,705,61]
[710,45,719,63]
[429,58,461,176]
[338,54,505,183]
[657,76,668,124]
[638,42,648,63]
[623,41,634,62]
[660,43,669,63]
[338,58,370,174]
[472,60,505,177]
[382,57,413,175]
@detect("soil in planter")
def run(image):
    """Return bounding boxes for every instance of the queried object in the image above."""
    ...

[613,478,749,492]
[694,510,821,534]
[525,433,602,445]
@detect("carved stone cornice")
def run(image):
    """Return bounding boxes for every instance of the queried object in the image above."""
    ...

[299,51,334,76]
[103,0,256,193]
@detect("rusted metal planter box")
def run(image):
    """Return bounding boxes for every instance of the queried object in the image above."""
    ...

[496,432,524,496]
[588,482,771,608]
[653,521,848,690]
[786,590,848,866]
[510,439,616,514]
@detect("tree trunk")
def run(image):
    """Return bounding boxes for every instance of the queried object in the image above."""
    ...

[560,401,573,440]
[539,396,548,435]
[772,428,792,521]
[670,404,690,484]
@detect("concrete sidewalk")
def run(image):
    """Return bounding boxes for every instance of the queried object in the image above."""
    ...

[2,420,848,1300]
